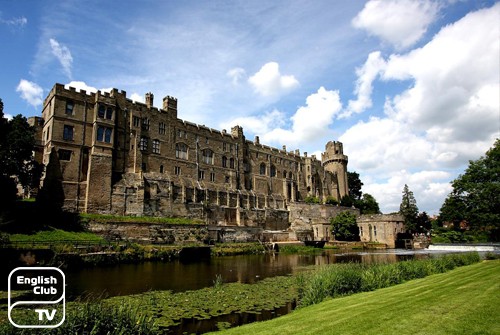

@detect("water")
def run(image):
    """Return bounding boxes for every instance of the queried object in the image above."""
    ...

[64,248,442,299]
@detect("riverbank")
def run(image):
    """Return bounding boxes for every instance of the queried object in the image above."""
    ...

[212,259,499,335]
[0,252,484,334]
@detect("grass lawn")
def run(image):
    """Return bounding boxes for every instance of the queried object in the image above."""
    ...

[212,260,500,335]
[8,228,104,242]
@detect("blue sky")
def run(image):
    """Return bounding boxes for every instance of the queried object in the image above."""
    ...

[1,0,499,214]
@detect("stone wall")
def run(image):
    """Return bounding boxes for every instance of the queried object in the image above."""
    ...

[357,214,405,248]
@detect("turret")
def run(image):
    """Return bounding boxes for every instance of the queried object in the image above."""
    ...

[321,141,349,200]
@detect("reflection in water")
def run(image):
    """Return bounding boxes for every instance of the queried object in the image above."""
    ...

[64,249,448,299]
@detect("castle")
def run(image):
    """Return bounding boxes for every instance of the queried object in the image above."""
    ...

[37,83,350,233]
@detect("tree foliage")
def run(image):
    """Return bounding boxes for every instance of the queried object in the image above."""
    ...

[439,139,500,240]
[347,171,363,200]
[399,184,419,232]
[331,211,360,241]
[0,99,38,201]
[358,193,381,214]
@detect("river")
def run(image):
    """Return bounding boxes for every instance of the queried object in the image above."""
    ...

[64,248,453,299]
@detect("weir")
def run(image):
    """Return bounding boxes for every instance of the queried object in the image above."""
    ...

[428,243,499,252]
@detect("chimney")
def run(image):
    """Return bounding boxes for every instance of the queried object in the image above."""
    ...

[145,92,154,108]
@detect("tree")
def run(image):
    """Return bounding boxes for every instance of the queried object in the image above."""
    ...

[0,100,38,200]
[439,139,500,240]
[399,184,419,232]
[347,171,363,200]
[359,193,381,214]
[331,211,360,241]
[416,212,431,233]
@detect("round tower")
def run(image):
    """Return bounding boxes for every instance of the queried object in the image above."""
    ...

[321,141,349,200]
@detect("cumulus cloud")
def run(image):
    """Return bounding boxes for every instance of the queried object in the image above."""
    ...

[262,87,342,146]
[340,4,499,214]
[65,81,97,93]
[220,109,286,137]
[342,51,386,117]
[248,62,299,98]
[16,79,43,107]
[50,38,73,78]
[352,0,440,49]
[130,93,145,103]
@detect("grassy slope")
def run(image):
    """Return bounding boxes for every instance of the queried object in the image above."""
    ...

[213,260,500,335]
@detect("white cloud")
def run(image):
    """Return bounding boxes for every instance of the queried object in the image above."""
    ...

[4,113,13,121]
[342,51,386,117]
[248,62,299,98]
[352,0,440,49]
[262,87,342,146]
[340,4,500,214]
[50,38,73,79]
[65,81,97,93]
[130,93,144,103]
[0,16,27,27]
[220,109,286,137]
[227,68,246,85]
[362,170,452,215]
[16,79,43,107]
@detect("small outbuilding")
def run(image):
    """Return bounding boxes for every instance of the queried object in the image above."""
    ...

[357,214,405,248]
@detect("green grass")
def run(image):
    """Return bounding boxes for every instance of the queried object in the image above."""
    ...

[8,228,104,242]
[212,260,500,335]
[79,213,204,225]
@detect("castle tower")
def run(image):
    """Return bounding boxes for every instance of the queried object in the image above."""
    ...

[321,141,349,200]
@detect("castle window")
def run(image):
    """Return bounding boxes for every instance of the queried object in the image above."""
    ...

[140,136,148,151]
[260,163,266,175]
[175,143,188,160]
[230,158,235,169]
[133,116,140,127]
[98,105,105,118]
[360,227,363,236]
[160,165,164,173]
[174,166,181,175]
[198,170,205,180]
[105,107,113,120]
[223,143,227,151]
[152,139,160,154]
[65,100,74,115]
[225,176,230,183]
[97,126,112,143]
[283,171,287,178]
[210,172,215,182]
[270,165,276,177]
[58,149,72,161]
[142,118,150,131]
[374,226,377,237]
[289,171,293,179]
[63,125,74,141]
[97,105,113,119]
[202,149,214,165]
[159,122,166,135]
[222,156,227,168]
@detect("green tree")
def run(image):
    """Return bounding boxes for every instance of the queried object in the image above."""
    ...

[439,139,500,240]
[416,212,431,233]
[347,171,363,200]
[399,184,419,232]
[331,211,360,241]
[0,100,38,201]
[358,193,381,214]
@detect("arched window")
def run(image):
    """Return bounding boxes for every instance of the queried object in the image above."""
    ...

[175,143,188,160]
[202,149,214,164]
[159,165,164,173]
[229,158,235,169]
[222,156,227,168]
[270,165,276,177]
[283,170,287,178]
[289,171,293,179]
[260,163,266,175]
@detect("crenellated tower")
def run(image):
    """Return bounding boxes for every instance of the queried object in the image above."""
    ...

[321,141,349,200]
